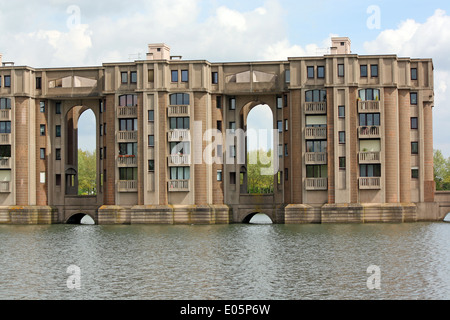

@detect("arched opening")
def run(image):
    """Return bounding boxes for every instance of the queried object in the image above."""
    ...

[444,213,450,223]
[66,213,96,225]
[245,104,274,194]
[243,213,273,225]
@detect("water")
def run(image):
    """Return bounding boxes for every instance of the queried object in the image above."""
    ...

[1,218,450,300]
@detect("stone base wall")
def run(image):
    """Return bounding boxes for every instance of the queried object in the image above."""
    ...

[0,206,58,225]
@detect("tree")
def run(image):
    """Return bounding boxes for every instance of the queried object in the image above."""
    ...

[78,149,97,195]
[247,149,275,194]
[434,149,450,191]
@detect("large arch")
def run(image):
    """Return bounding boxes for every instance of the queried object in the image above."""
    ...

[66,213,96,225]
[242,212,274,224]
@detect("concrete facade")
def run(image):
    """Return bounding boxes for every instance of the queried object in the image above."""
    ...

[0,38,446,225]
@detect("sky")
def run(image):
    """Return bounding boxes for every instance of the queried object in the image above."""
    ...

[1,0,450,156]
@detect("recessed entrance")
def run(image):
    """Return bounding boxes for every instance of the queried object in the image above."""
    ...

[243,213,273,224]
[66,213,96,225]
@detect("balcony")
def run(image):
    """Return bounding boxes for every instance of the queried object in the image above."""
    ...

[0,134,11,145]
[168,154,191,167]
[358,126,381,139]
[0,109,11,121]
[168,180,190,192]
[305,127,327,140]
[358,100,380,113]
[118,180,138,193]
[304,102,327,114]
[0,158,11,169]
[359,177,381,190]
[168,105,190,117]
[168,129,190,142]
[305,152,327,165]
[117,106,138,118]
[117,156,137,167]
[305,178,328,191]
[359,152,381,164]
[117,131,138,143]
[0,181,11,193]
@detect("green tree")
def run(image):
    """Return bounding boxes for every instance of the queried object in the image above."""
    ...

[434,149,450,191]
[247,149,275,194]
[78,149,97,195]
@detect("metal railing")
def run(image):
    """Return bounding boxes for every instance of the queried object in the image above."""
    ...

[359,152,381,163]
[168,105,190,117]
[168,155,191,166]
[168,129,190,142]
[305,152,327,165]
[358,126,380,139]
[117,106,138,117]
[168,180,190,192]
[359,177,381,190]
[305,127,327,140]
[304,102,327,114]
[305,178,328,191]
[118,180,138,192]
[358,100,380,113]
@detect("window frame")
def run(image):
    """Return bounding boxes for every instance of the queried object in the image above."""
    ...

[307,66,315,79]
[411,117,418,129]
[338,64,345,77]
[370,64,379,78]
[360,65,368,78]
[317,66,325,79]
[411,142,419,155]
[411,68,418,81]
[171,70,179,83]
[121,72,128,84]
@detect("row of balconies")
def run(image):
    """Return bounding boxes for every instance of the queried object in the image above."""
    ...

[304,100,380,115]
[117,179,190,193]
[304,177,381,191]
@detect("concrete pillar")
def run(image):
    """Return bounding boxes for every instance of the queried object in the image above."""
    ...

[384,88,399,203]
[291,89,302,204]
[399,90,411,203]
[423,102,435,202]
[327,88,335,204]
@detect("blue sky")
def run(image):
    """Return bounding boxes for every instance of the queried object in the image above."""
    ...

[1,0,450,156]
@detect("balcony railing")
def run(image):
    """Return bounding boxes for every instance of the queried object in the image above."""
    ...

[305,178,328,191]
[359,152,381,164]
[168,155,191,166]
[359,177,381,190]
[118,180,138,193]
[0,158,11,169]
[0,109,11,121]
[168,180,190,192]
[117,156,137,167]
[168,129,190,142]
[0,134,11,145]
[168,105,190,117]
[117,106,138,118]
[304,102,327,114]
[358,100,380,113]
[117,131,138,142]
[0,181,11,193]
[305,127,327,140]
[305,152,327,165]
[358,126,380,139]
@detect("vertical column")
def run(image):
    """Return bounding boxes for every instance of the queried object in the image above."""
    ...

[423,101,435,202]
[137,93,144,205]
[158,92,168,205]
[15,97,30,206]
[194,92,208,205]
[36,99,48,206]
[398,90,411,203]
[349,88,359,203]
[327,88,335,204]
[104,95,116,205]
[291,89,302,204]
[384,88,400,203]
[212,95,224,204]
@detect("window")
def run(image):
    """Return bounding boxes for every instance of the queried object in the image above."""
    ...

[338,64,344,77]
[277,121,283,133]
[119,94,138,107]
[181,70,189,82]
[371,65,378,77]
[410,92,418,105]
[170,167,190,180]
[411,142,419,154]
[305,90,327,103]
[40,102,45,113]
[285,144,288,157]
[306,165,327,178]
[0,98,11,109]
[40,172,46,184]
[40,148,45,159]
[339,131,345,144]
[229,98,236,110]
[56,102,62,114]
[230,145,236,158]
[148,70,155,82]
[285,119,289,131]
[171,70,179,82]
[360,164,381,177]
[285,70,290,83]
[411,117,418,129]
[277,96,283,109]
[412,168,419,179]
[56,174,62,186]
[55,125,61,137]
[278,144,283,158]
[100,148,103,160]
[119,168,138,181]
[40,124,46,136]
[148,160,155,172]
[104,123,106,135]
[216,96,222,109]
[170,142,190,155]
[119,118,138,131]
[148,110,154,122]
[36,77,42,90]
[100,124,103,136]
[104,147,107,160]
[121,72,128,84]
[229,122,237,133]
[339,157,346,170]
[0,145,11,158]
[217,121,222,132]
[230,172,236,185]
[285,169,289,181]
[4,76,10,87]
[359,89,380,101]
[119,143,137,156]
[130,71,137,84]
[306,140,327,153]
[284,94,288,107]
[317,66,325,79]
[0,122,11,134]
[411,68,418,80]
[148,135,155,147]
[307,66,315,79]
[170,93,190,105]
[212,72,219,84]
[217,170,223,181]
[360,65,368,77]
[359,113,381,126]
[56,148,61,160]
[170,117,190,130]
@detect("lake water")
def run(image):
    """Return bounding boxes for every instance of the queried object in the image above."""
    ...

[1,215,450,300]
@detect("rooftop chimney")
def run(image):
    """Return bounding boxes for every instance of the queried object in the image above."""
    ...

[147,44,171,60]
[330,37,351,55]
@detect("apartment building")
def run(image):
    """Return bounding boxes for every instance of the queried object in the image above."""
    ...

[0,38,442,224]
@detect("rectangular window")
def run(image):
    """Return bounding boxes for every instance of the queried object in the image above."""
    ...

[119,143,138,156]
[339,157,346,170]
[317,66,325,79]
[359,113,381,127]
[285,144,288,157]
[278,144,283,158]
[0,145,11,158]
[230,145,236,158]
[285,169,289,181]
[4,76,10,87]
[360,65,368,77]
[100,124,103,136]
[284,94,288,108]
[148,110,154,122]
[411,68,418,80]
[40,148,45,159]
[148,160,155,172]
[130,71,137,84]
[171,70,179,82]
[40,172,46,184]
[411,117,418,129]
[56,125,61,137]
[217,170,223,181]
[339,131,345,144]
[230,172,236,185]
[0,121,11,134]
[229,98,236,110]
[119,118,138,131]
[121,72,128,84]
[181,70,189,82]
[56,174,62,186]
[212,72,219,84]
[285,70,290,83]
[99,148,103,160]
[338,105,345,118]
[411,142,419,154]
[216,96,222,109]
[306,165,328,178]
[338,64,344,77]
[277,121,283,133]
[40,125,46,136]
[169,142,190,155]
[56,148,61,160]
[170,93,190,105]
[412,168,419,179]
[170,117,190,130]
[410,92,418,105]
[170,167,190,180]
[148,70,155,82]
[277,96,283,109]
[360,164,381,177]
[371,65,378,77]
[40,101,45,113]
[0,98,11,109]
[119,168,138,181]
[36,77,42,90]
[56,102,62,114]
[148,135,155,147]
[307,66,315,79]
[285,119,288,132]
[217,121,222,132]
